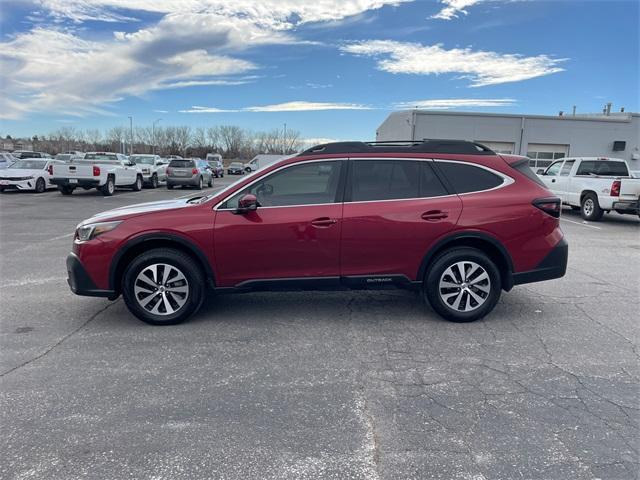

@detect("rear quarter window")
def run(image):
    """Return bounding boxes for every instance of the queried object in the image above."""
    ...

[435,162,504,193]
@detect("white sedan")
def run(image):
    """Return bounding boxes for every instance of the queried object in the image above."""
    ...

[0,158,63,193]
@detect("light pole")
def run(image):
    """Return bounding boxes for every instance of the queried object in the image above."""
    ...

[128,116,133,155]
[283,122,287,154]
[152,118,162,155]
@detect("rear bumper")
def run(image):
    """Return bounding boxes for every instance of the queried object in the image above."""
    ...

[52,178,100,188]
[512,237,568,286]
[612,199,639,214]
[167,176,198,186]
[66,253,117,298]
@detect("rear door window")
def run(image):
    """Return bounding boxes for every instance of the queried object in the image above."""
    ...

[435,162,504,194]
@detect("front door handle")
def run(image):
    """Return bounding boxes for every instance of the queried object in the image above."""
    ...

[421,210,448,221]
[311,217,337,227]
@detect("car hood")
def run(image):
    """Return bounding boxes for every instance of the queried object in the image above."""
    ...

[82,197,198,224]
[2,168,42,177]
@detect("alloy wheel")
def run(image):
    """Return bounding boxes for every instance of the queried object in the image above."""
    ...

[134,263,189,316]
[438,261,491,312]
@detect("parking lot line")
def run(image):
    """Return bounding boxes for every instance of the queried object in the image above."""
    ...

[560,217,602,230]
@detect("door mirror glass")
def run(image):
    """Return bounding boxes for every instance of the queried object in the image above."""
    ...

[235,194,259,214]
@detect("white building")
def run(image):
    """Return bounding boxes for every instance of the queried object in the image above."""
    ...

[376,109,640,172]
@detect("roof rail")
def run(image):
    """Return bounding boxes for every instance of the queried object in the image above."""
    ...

[299,139,495,156]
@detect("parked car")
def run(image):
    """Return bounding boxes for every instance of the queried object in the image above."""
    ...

[166,158,213,190]
[55,152,83,162]
[537,157,640,220]
[227,161,245,175]
[11,151,51,159]
[130,154,168,188]
[0,158,64,193]
[166,155,184,161]
[64,140,568,326]
[0,152,17,169]
[51,152,143,196]
[243,154,288,173]
[206,153,224,178]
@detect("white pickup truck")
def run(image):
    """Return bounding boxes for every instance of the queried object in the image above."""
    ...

[537,157,640,221]
[51,152,144,196]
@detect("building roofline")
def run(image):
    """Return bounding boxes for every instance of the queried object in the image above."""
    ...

[391,109,639,123]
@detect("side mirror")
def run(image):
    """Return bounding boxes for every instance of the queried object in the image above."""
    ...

[537,169,545,175]
[234,194,259,214]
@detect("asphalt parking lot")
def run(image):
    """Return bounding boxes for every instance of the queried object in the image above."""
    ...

[1,182,638,480]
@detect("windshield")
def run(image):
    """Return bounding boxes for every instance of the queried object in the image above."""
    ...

[229,162,243,167]
[10,160,46,169]
[12,152,36,159]
[84,153,117,160]
[55,154,72,161]
[131,156,155,165]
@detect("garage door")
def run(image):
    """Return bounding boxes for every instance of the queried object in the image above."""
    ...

[526,143,569,169]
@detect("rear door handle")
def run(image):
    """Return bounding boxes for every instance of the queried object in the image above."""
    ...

[311,217,337,227]
[421,210,448,221]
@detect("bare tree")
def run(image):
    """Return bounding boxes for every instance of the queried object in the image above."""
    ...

[219,125,244,158]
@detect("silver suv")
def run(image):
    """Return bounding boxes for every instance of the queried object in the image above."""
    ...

[166,158,213,190]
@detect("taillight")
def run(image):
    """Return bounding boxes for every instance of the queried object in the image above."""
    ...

[93,166,100,176]
[192,168,198,174]
[533,197,561,218]
[611,180,621,197]
[47,165,53,175]
[166,167,172,175]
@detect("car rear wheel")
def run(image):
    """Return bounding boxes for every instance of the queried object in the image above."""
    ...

[122,248,205,325]
[167,183,173,189]
[150,174,158,189]
[197,176,203,190]
[581,193,603,221]
[424,247,501,323]
[207,176,213,187]
[35,177,46,193]
[101,177,115,196]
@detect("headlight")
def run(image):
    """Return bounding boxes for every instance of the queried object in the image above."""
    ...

[75,221,122,242]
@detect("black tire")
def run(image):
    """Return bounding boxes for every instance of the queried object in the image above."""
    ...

[581,193,603,221]
[0,187,5,193]
[122,248,205,325]
[132,175,142,191]
[101,176,115,196]
[196,176,203,190]
[35,177,46,193]
[207,176,213,187]
[59,185,74,195]
[424,247,501,323]
[150,174,158,189]
[570,206,580,211]
[167,183,174,190]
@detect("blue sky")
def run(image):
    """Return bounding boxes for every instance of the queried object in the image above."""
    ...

[1,0,638,142]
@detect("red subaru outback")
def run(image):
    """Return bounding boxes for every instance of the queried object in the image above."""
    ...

[66,140,567,325]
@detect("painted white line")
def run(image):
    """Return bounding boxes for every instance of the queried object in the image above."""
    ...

[48,233,74,241]
[0,276,67,289]
[560,217,602,230]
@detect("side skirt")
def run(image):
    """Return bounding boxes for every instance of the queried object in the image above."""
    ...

[214,275,422,293]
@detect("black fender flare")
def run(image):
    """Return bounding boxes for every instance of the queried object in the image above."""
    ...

[109,233,216,292]
[416,231,515,290]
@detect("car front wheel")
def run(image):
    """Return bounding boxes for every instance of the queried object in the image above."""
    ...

[122,248,205,325]
[424,247,501,323]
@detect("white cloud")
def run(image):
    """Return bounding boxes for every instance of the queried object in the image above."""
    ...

[244,101,371,112]
[179,101,372,113]
[178,106,238,113]
[431,0,482,20]
[3,0,411,119]
[36,0,412,27]
[342,40,566,86]
[394,98,516,109]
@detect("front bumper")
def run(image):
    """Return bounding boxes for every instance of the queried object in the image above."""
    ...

[0,179,35,190]
[66,253,117,298]
[51,178,100,189]
[512,237,568,286]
